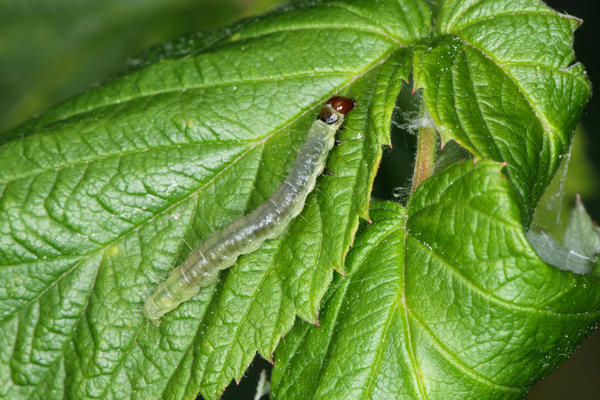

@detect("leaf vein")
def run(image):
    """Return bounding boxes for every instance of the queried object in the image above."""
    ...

[324,3,403,45]
[406,308,524,393]
[450,10,561,35]
[457,37,564,153]
[1,140,252,186]
[0,144,256,325]
[34,71,351,132]
[409,236,600,318]
[459,49,506,161]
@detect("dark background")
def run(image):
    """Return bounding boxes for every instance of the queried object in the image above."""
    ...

[0,1,598,399]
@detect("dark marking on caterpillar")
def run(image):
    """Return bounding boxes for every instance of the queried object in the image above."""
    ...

[144,96,355,325]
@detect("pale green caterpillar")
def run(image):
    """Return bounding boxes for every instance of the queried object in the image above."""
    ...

[144,97,355,325]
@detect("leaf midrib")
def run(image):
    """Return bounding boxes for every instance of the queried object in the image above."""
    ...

[309,219,404,399]
[0,39,397,327]
[398,211,429,400]
[0,46,393,296]
[5,47,402,398]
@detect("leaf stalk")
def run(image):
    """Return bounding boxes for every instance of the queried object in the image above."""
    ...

[410,104,436,193]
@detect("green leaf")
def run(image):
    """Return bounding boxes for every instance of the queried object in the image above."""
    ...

[272,161,600,400]
[414,0,592,223]
[2,0,594,398]
[0,1,430,399]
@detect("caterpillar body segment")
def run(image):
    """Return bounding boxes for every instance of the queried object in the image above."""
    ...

[144,97,355,325]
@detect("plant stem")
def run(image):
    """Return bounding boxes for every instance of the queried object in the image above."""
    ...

[410,106,437,193]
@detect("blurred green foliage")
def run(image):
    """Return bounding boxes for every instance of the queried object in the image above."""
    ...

[0,0,279,131]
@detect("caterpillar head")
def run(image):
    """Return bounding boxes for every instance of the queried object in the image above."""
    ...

[327,96,355,114]
[318,96,355,127]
